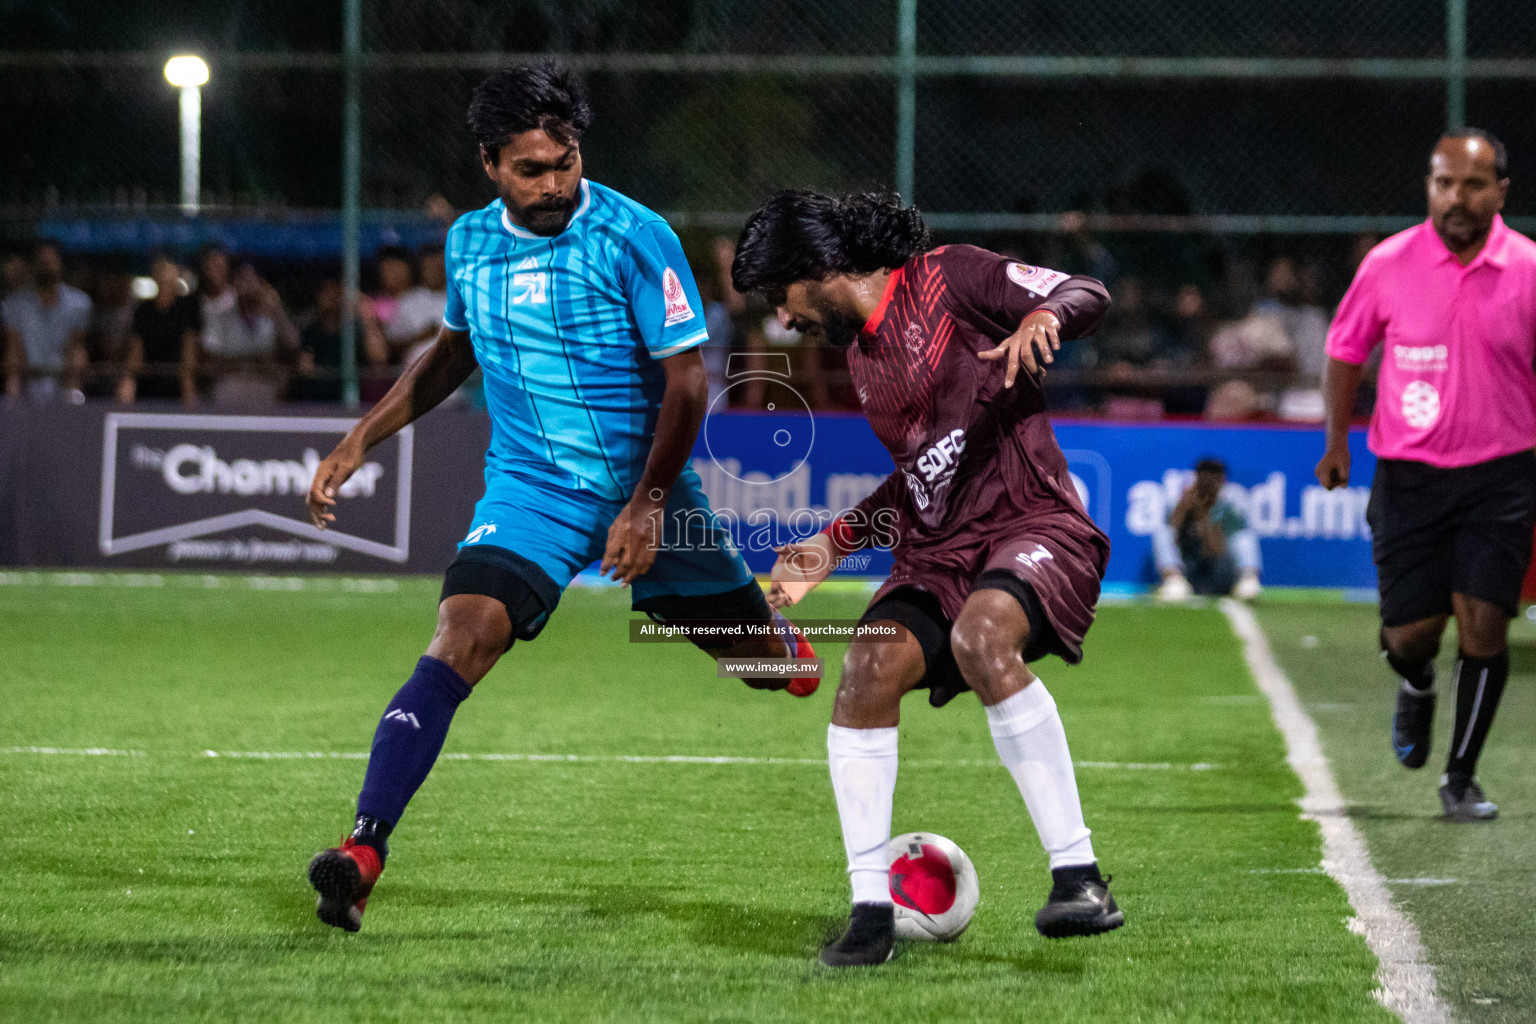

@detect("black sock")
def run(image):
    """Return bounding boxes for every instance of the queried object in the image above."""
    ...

[1445,650,1509,783]
[350,813,393,865]
[1383,639,1436,693]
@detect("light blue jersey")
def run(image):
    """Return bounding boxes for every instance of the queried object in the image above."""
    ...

[442,179,752,609]
[443,179,710,501]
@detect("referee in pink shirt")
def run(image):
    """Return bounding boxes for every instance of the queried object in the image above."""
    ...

[1318,129,1536,821]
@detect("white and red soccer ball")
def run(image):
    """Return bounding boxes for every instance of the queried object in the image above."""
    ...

[886,832,980,941]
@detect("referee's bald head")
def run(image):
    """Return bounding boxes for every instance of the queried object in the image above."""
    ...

[1433,128,1507,180]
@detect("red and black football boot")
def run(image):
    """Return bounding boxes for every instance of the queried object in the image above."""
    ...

[307,837,382,932]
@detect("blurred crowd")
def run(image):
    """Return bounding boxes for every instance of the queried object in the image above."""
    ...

[2,219,1380,421]
[1,238,461,410]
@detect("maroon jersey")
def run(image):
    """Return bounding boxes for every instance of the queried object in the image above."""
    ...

[839,245,1112,653]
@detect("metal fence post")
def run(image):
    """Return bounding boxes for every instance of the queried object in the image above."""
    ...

[1446,0,1466,128]
[340,0,362,409]
[895,0,917,203]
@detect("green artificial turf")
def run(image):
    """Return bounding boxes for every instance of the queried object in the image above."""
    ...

[0,574,1390,1023]
[1259,602,1536,1024]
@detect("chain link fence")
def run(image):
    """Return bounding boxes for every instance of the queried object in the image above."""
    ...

[4,0,1534,220]
[2,0,1534,413]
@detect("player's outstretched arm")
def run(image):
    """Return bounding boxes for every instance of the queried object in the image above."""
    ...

[1316,356,1364,489]
[601,347,709,585]
[770,484,904,609]
[768,534,838,609]
[307,327,477,528]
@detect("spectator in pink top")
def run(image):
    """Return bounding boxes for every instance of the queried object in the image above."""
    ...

[1317,129,1536,822]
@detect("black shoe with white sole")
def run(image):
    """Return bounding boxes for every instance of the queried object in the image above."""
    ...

[820,902,896,967]
[1035,865,1125,938]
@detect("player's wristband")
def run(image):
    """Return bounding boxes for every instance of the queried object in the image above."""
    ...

[822,515,862,558]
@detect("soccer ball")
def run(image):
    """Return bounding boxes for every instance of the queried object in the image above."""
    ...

[886,832,980,941]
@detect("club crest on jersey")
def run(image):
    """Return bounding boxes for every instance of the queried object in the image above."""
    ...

[904,322,924,352]
[662,268,695,326]
[1007,262,1069,298]
[512,261,547,305]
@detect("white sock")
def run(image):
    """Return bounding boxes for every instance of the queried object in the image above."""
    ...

[827,724,898,905]
[985,681,1096,870]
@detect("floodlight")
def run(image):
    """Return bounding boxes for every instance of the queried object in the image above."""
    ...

[163,55,209,88]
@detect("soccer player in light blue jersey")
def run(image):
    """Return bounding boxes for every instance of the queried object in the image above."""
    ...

[300,60,816,933]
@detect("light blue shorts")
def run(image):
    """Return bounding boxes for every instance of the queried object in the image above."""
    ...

[458,464,755,604]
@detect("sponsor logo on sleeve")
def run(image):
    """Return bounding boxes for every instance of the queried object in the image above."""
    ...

[663,268,696,326]
[1007,262,1069,298]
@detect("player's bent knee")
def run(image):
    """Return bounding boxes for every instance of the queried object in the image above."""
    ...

[428,595,513,685]
[950,621,1011,676]
[1452,597,1510,656]
[951,595,1029,689]
[834,639,922,717]
[1381,617,1447,663]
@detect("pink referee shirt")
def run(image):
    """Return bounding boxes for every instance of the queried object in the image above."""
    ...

[1326,214,1536,468]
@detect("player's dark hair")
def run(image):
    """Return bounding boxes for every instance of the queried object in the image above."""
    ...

[1436,127,1509,178]
[731,189,931,300]
[468,58,593,164]
[1195,457,1227,476]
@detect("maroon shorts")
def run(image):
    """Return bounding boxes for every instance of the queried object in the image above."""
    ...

[862,520,1106,704]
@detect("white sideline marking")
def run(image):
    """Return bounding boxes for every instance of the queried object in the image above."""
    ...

[1222,599,1454,1024]
[0,572,401,593]
[0,746,145,756]
[0,746,1215,771]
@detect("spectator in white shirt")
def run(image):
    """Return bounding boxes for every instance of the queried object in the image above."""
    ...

[196,245,236,350]
[202,262,296,408]
[2,240,90,403]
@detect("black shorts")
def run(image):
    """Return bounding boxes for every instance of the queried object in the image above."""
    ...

[440,544,772,653]
[858,570,1058,709]
[1367,449,1536,626]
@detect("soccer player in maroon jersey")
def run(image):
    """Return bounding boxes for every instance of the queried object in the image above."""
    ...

[732,190,1122,966]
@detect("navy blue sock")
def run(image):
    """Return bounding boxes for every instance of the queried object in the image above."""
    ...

[356,656,473,827]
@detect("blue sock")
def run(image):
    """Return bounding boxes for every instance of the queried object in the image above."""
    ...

[770,609,800,658]
[356,656,472,826]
